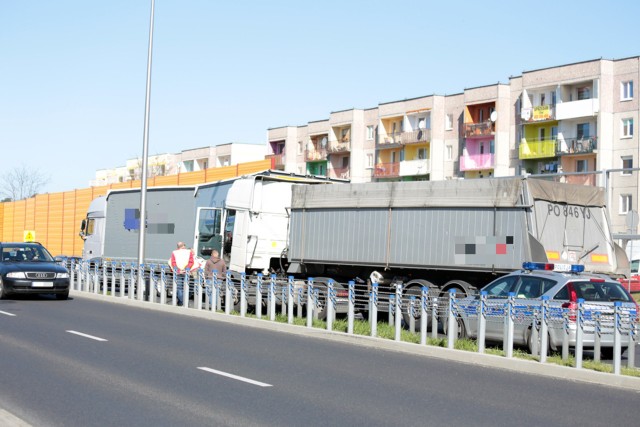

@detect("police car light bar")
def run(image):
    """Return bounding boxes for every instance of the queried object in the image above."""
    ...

[522,262,584,273]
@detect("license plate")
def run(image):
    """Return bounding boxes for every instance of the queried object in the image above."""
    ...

[32,282,53,288]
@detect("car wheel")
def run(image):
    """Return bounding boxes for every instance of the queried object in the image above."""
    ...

[56,290,69,300]
[456,316,467,340]
[0,278,7,300]
[526,328,552,356]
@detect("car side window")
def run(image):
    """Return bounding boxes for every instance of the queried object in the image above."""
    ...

[483,276,518,297]
[516,278,544,298]
[553,285,569,300]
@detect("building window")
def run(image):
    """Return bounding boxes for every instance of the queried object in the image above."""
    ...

[446,145,453,160]
[417,148,426,160]
[366,125,374,140]
[576,159,588,173]
[540,93,546,106]
[622,118,634,138]
[366,153,373,168]
[417,117,426,129]
[551,91,557,105]
[621,81,634,101]
[298,141,303,154]
[620,194,632,214]
[445,114,453,131]
[183,160,194,172]
[577,87,591,100]
[622,156,633,175]
[539,128,546,141]
[577,123,590,139]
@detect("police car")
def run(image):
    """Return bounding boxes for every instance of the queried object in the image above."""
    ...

[456,262,638,356]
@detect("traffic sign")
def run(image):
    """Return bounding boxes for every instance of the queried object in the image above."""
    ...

[23,230,36,242]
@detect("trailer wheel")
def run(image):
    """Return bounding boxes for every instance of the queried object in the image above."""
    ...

[403,279,437,332]
[441,280,474,298]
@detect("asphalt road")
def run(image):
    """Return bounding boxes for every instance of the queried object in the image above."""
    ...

[0,295,638,427]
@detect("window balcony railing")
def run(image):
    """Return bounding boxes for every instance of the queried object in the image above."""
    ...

[519,138,558,159]
[374,162,400,178]
[402,129,431,145]
[399,159,430,176]
[521,105,556,123]
[304,146,327,162]
[556,136,597,156]
[463,122,494,139]
[459,153,495,171]
[377,133,403,148]
[265,153,285,169]
[327,140,351,153]
[331,167,350,180]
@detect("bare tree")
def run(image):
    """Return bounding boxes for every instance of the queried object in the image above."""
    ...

[1,165,49,201]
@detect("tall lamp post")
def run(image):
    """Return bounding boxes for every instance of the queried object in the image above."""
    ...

[137,0,155,300]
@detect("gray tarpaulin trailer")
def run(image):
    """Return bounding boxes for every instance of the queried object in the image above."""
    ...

[287,177,627,297]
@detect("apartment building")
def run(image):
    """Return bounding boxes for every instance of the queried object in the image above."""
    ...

[91,142,265,186]
[265,56,639,236]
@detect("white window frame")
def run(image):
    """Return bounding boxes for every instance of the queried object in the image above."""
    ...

[366,125,374,141]
[445,114,453,131]
[366,153,373,168]
[621,156,633,175]
[446,145,453,161]
[620,194,632,214]
[621,80,634,101]
[622,118,634,139]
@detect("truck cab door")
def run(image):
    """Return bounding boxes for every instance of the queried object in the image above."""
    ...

[194,207,223,258]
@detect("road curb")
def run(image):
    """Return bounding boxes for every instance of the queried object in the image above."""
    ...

[70,290,640,392]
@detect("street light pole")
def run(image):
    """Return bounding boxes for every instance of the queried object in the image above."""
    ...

[137,0,155,301]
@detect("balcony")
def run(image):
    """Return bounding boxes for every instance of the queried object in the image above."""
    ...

[327,139,351,154]
[377,133,403,148]
[555,98,599,120]
[331,167,350,180]
[460,153,494,171]
[374,162,400,178]
[519,139,558,159]
[557,136,597,156]
[521,105,555,123]
[399,159,430,177]
[402,129,430,145]
[463,122,494,139]
[305,146,327,162]
[265,153,285,169]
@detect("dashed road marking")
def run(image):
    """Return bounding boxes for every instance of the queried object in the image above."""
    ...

[198,367,272,387]
[66,330,108,342]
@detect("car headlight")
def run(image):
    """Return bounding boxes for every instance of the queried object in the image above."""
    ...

[56,272,70,279]
[7,272,26,279]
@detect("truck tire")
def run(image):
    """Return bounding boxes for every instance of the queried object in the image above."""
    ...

[403,279,437,332]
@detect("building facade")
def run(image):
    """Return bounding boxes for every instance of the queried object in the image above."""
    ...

[91,142,265,186]
[265,56,640,236]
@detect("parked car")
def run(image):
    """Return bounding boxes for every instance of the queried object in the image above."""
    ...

[0,242,70,300]
[456,262,639,356]
[618,259,640,293]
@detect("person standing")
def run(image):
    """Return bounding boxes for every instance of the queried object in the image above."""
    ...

[169,241,194,306]
[204,249,227,280]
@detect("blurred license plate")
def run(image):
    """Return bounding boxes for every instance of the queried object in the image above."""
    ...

[32,282,53,288]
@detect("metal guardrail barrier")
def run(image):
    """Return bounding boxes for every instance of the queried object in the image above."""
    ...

[66,260,639,375]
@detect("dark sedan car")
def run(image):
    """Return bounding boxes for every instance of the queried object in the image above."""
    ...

[0,242,70,300]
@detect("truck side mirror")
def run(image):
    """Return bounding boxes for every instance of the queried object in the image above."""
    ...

[79,219,87,239]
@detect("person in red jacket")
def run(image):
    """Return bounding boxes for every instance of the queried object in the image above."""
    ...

[169,241,194,306]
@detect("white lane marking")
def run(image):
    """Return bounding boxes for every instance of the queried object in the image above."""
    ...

[66,330,108,342]
[0,310,16,317]
[198,367,273,387]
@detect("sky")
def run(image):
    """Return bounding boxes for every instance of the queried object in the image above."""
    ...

[1,0,639,194]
